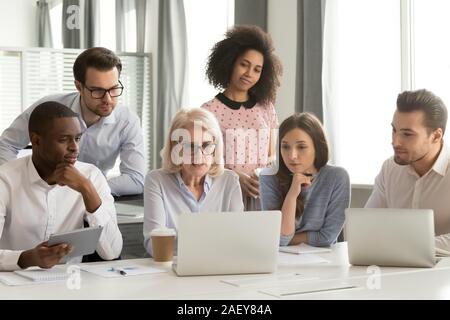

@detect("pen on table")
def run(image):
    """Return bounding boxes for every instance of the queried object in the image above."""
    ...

[110,267,127,276]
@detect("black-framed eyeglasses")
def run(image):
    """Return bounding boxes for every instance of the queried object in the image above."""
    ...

[181,141,217,155]
[83,80,124,99]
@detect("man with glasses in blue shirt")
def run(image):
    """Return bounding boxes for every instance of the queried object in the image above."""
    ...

[0,47,145,196]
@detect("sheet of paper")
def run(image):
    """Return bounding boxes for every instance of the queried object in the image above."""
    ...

[116,212,144,218]
[115,203,144,218]
[80,264,167,278]
[277,252,329,266]
[279,243,332,255]
[221,273,319,288]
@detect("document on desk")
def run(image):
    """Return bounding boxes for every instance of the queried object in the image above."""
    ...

[115,203,144,218]
[221,273,319,288]
[279,243,332,255]
[259,281,360,298]
[80,264,167,278]
[278,252,329,266]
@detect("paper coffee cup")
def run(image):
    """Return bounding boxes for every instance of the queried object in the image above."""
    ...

[150,228,176,263]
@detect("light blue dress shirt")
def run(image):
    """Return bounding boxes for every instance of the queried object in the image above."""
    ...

[0,92,145,196]
[143,168,244,256]
[259,165,350,247]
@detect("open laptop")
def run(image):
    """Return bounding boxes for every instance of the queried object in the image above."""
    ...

[345,208,436,268]
[172,211,281,276]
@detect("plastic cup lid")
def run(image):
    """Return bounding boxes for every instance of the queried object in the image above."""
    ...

[150,228,176,237]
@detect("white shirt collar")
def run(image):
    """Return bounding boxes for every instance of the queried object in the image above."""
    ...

[26,156,45,185]
[431,143,450,177]
[406,142,450,177]
[72,93,117,127]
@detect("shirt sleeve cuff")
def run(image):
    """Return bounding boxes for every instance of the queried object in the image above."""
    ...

[279,233,294,246]
[307,231,320,246]
[0,250,24,271]
[307,231,332,247]
[84,203,112,227]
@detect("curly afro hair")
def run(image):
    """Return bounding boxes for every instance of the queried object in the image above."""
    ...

[206,25,282,105]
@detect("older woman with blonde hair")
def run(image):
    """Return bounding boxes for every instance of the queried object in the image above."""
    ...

[143,108,244,256]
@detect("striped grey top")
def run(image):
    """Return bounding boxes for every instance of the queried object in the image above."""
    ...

[259,165,350,247]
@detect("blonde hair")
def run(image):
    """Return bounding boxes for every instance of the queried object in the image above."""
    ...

[160,108,224,177]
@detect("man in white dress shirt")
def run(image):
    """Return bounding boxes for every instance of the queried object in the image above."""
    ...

[365,89,450,254]
[0,47,145,196]
[0,101,123,271]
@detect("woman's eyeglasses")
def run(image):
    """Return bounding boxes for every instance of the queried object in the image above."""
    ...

[181,142,216,155]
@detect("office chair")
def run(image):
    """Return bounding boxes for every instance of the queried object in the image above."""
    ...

[337,229,345,242]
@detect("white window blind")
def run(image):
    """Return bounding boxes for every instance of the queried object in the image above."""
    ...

[0,47,152,170]
[22,49,79,107]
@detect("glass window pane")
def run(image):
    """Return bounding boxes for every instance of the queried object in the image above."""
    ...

[324,0,401,185]
[184,0,234,108]
[413,0,450,139]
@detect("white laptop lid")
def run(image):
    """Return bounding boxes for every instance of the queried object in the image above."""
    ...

[174,211,281,276]
[345,208,435,268]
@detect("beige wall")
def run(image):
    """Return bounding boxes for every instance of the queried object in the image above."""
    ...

[0,0,37,47]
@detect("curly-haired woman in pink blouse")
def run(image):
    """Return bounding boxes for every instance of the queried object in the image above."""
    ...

[201,25,282,209]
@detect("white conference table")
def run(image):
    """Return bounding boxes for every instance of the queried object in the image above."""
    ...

[1,242,450,300]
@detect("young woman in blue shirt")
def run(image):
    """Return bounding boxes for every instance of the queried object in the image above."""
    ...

[260,113,350,247]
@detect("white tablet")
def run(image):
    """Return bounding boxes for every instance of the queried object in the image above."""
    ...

[48,226,103,259]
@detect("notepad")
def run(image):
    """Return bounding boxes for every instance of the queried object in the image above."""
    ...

[14,269,70,282]
[0,273,49,286]
[279,243,332,255]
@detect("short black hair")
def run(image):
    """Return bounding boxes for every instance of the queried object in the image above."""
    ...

[206,25,282,105]
[73,47,122,83]
[28,101,79,138]
[397,89,448,134]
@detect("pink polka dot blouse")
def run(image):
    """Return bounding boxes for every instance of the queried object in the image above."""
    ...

[201,94,279,175]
